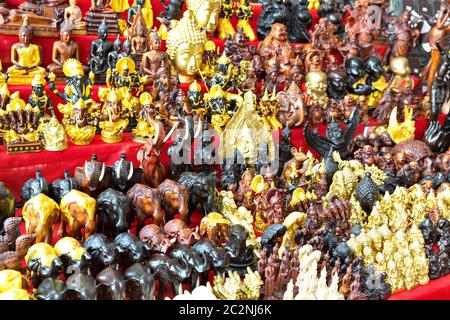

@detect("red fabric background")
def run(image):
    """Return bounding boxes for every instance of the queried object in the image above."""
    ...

[0,0,449,300]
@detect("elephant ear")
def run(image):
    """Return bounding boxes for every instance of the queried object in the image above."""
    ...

[62,289,84,300]
[52,258,63,275]
[96,283,113,300]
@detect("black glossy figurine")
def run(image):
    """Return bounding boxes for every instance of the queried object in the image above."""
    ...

[170,244,210,288]
[224,224,257,275]
[124,263,155,300]
[221,149,245,191]
[261,224,287,255]
[365,56,385,87]
[49,170,79,204]
[96,189,132,239]
[304,109,359,159]
[257,0,290,40]
[113,232,152,269]
[317,0,346,35]
[111,153,143,192]
[346,57,373,96]
[327,70,348,101]
[288,0,312,43]
[160,0,184,20]
[88,19,114,83]
[355,172,379,213]
[21,169,49,204]
[278,126,294,176]
[96,267,126,300]
[192,239,231,270]
[83,233,117,277]
[63,272,97,300]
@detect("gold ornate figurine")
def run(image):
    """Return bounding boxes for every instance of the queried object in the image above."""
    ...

[99,89,129,144]
[187,0,221,33]
[218,0,235,40]
[236,0,255,41]
[387,106,415,144]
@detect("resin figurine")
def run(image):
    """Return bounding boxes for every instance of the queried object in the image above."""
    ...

[64,0,86,34]
[88,19,114,83]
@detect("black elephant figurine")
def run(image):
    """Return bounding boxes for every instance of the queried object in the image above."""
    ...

[96,267,126,300]
[35,277,66,300]
[74,154,114,197]
[97,189,132,238]
[58,250,90,279]
[0,182,15,229]
[63,271,97,300]
[113,232,152,269]
[49,170,79,203]
[124,263,155,300]
[192,239,231,270]
[111,153,143,192]
[21,169,49,204]
[178,171,218,223]
[224,225,257,275]
[170,244,210,289]
[26,250,63,288]
[84,234,118,277]
[147,253,191,299]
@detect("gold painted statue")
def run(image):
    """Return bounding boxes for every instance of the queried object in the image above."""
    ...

[389,57,414,95]
[304,70,328,109]
[187,0,221,33]
[166,11,207,83]
[219,91,274,163]
[236,0,255,41]
[218,0,235,40]
[99,89,129,144]
[132,92,156,143]
[213,267,263,300]
[387,106,415,144]
[257,89,283,131]
[64,0,86,34]
[39,116,68,151]
[0,270,29,296]
[64,99,98,145]
[204,84,241,132]
[7,17,46,85]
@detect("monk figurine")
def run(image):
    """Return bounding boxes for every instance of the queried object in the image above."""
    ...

[7,17,46,86]
[88,19,114,83]
[130,8,150,67]
[140,30,169,85]
[48,23,85,80]
[257,23,295,74]
[108,35,123,70]
[389,57,414,96]
[64,0,86,34]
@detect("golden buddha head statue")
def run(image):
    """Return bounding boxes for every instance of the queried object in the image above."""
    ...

[166,12,207,83]
[186,0,221,33]
[390,57,411,77]
[305,70,327,97]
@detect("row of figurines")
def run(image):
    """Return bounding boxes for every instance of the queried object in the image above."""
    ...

[0,0,257,41]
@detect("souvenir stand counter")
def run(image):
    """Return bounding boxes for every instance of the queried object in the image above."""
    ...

[0,0,449,301]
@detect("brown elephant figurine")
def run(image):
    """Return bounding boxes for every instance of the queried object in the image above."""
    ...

[126,184,164,233]
[276,82,306,128]
[157,179,189,223]
[199,212,231,247]
[59,190,97,242]
[75,154,114,197]
[137,119,167,188]
[163,219,200,246]
[22,194,60,244]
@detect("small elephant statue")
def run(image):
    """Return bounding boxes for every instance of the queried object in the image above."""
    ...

[96,189,132,238]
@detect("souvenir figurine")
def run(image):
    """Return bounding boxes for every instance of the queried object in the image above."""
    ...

[304,109,359,159]
[123,263,155,300]
[166,11,207,83]
[22,193,60,244]
[74,154,113,197]
[22,169,49,204]
[40,117,68,152]
[25,243,63,288]
[129,7,150,67]
[346,57,373,96]
[387,106,415,144]
[126,184,164,233]
[224,224,257,275]
[365,56,388,109]
[59,190,97,242]
[114,232,152,269]
[304,71,328,110]
[389,57,414,95]
[127,0,153,31]
[288,0,312,43]
[3,92,43,154]
[98,89,129,144]
[160,0,184,21]
[47,23,84,81]
[64,0,86,34]
[257,23,295,75]
[384,10,421,63]
[141,30,171,85]
[236,0,255,42]
[110,153,143,192]
[186,0,221,33]
[108,36,123,70]
[224,28,254,66]
[49,171,79,204]
[0,183,15,226]
[257,89,283,131]
[209,52,234,90]
[327,70,348,101]
[88,19,114,83]
[6,18,46,86]
[218,0,235,40]
[85,0,120,35]
[200,212,232,246]
[204,85,239,133]
[29,74,54,118]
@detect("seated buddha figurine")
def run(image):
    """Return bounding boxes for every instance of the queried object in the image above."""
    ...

[257,23,295,74]
[40,116,68,151]
[140,30,170,85]
[85,0,120,35]
[64,0,86,34]
[166,11,207,83]
[29,74,54,118]
[130,8,150,67]
[389,57,414,96]
[7,18,46,86]
[88,19,114,83]
[48,23,86,80]
[127,0,153,30]
[132,92,156,143]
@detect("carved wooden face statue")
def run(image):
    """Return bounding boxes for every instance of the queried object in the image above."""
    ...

[271,23,288,42]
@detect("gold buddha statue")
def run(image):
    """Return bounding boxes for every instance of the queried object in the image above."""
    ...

[132,92,156,143]
[186,0,221,33]
[166,11,207,83]
[389,57,414,95]
[64,99,97,145]
[39,116,68,151]
[99,89,129,144]
[305,70,328,109]
[7,17,46,86]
